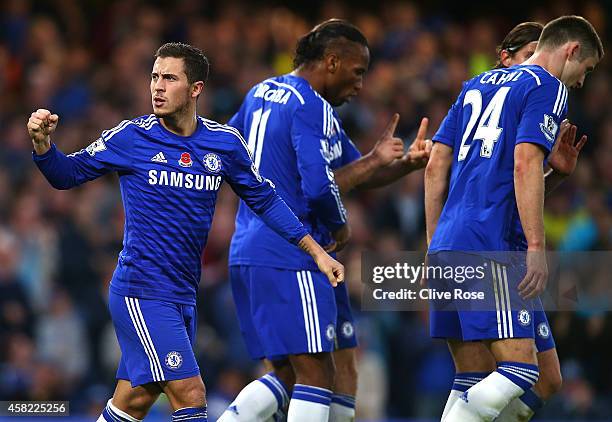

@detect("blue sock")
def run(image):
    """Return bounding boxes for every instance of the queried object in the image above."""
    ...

[172,407,207,422]
[331,393,355,409]
[520,388,544,411]
[452,371,490,392]
[259,372,290,410]
[497,361,540,391]
[291,384,333,405]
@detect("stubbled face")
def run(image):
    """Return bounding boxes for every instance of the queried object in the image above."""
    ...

[505,41,538,66]
[325,43,370,106]
[150,57,193,118]
[560,53,598,89]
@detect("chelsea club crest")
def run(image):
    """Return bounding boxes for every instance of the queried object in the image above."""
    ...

[203,153,221,173]
[165,351,183,369]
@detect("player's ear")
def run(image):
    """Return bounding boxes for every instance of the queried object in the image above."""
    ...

[500,50,512,67]
[567,41,581,61]
[192,81,204,98]
[326,54,339,74]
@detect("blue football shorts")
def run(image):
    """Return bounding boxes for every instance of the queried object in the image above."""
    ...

[230,265,357,360]
[428,251,547,343]
[109,291,201,387]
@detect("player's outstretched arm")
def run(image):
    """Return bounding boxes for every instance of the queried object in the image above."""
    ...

[334,114,406,193]
[28,109,58,155]
[515,143,548,299]
[298,234,345,287]
[544,120,587,195]
[336,116,432,192]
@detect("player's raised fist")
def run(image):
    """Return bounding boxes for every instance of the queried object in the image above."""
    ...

[27,108,59,154]
[372,113,405,166]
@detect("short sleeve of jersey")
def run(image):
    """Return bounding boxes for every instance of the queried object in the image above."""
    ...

[516,79,567,154]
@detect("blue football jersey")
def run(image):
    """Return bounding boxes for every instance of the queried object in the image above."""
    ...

[429,65,568,252]
[33,115,307,305]
[228,74,361,270]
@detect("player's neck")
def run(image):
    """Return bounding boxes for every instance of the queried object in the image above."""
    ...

[522,51,564,80]
[293,65,326,98]
[159,111,198,137]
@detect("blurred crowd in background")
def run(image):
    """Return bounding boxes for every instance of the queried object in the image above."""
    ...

[0,0,611,420]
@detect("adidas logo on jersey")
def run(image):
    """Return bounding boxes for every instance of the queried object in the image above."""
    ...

[151,152,167,163]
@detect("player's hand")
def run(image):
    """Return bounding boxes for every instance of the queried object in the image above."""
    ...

[314,253,345,287]
[518,249,548,299]
[27,109,59,154]
[547,120,587,177]
[324,224,351,253]
[371,113,405,167]
[399,117,432,171]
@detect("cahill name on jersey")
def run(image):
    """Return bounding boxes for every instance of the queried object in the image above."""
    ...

[429,65,568,252]
[228,74,361,270]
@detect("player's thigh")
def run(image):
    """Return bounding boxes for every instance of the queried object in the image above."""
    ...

[109,292,201,387]
[111,379,162,419]
[248,267,338,358]
[488,337,537,364]
[534,348,562,399]
[447,339,496,373]
[229,265,266,360]
[160,375,206,410]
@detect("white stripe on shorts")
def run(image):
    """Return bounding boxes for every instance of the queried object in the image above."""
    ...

[125,297,165,381]
[297,271,313,353]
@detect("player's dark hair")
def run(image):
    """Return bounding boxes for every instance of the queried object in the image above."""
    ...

[293,19,368,68]
[538,15,604,61]
[154,42,209,84]
[495,22,543,68]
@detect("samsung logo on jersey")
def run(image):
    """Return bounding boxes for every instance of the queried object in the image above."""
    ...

[480,71,523,85]
[148,170,222,191]
[253,83,292,104]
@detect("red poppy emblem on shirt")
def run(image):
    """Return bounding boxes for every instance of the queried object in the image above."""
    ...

[179,152,193,167]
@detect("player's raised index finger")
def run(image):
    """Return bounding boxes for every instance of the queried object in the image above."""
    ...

[416,117,429,140]
[383,113,400,137]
